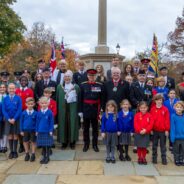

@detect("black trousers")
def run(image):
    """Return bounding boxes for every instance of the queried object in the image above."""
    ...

[83,118,98,146]
[152,131,166,159]
[173,140,184,161]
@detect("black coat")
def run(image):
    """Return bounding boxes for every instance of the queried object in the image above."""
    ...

[73,72,88,86]
[104,80,130,110]
[166,76,175,90]
[130,82,153,108]
[80,81,105,119]
[34,79,57,101]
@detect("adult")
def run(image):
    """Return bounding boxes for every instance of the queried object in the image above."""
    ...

[130,69,153,109]
[0,72,10,86]
[104,67,129,110]
[95,64,106,83]
[14,71,22,88]
[34,73,43,83]
[73,60,87,86]
[133,59,141,75]
[52,60,67,86]
[106,56,120,81]
[159,66,175,90]
[37,59,46,74]
[140,58,151,75]
[177,72,184,101]
[56,71,80,150]
[80,69,105,152]
[34,67,56,101]
[122,64,135,80]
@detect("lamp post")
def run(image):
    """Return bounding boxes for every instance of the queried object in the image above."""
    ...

[116,43,120,55]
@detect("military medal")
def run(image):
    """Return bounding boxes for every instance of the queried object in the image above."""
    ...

[113,87,117,92]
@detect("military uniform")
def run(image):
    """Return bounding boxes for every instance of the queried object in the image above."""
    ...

[80,69,104,152]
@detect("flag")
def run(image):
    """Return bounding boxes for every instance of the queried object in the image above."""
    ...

[148,34,159,76]
[61,37,65,59]
[50,41,57,74]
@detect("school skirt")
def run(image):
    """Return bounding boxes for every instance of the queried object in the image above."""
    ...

[134,134,150,148]
[4,121,20,135]
[103,132,118,146]
[37,133,53,147]
[119,132,131,145]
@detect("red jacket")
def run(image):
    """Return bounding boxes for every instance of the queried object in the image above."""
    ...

[134,112,153,134]
[38,98,57,117]
[150,105,170,132]
[15,88,34,110]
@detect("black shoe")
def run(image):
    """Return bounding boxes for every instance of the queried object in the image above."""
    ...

[119,154,126,161]
[152,157,157,164]
[24,153,30,161]
[106,157,111,163]
[40,157,46,164]
[8,152,14,159]
[18,145,24,153]
[111,157,116,164]
[162,158,167,165]
[2,147,8,153]
[30,154,36,162]
[142,158,147,165]
[93,145,99,152]
[61,143,67,150]
[42,157,49,164]
[0,149,2,153]
[125,155,131,161]
[83,145,89,152]
[175,160,181,166]
[13,152,18,159]
[133,148,137,153]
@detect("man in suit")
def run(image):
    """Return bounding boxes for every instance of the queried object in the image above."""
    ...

[104,67,129,110]
[51,60,67,85]
[133,59,141,75]
[159,66,175,90]
[73,60,88,86]
[106,56,120,81]
[37,59,46,74]
[130,69,153,109]
[35,67,56,101]
[0,72,10,86]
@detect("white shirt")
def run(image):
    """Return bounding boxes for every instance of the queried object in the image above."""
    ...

[52,68,64,85]
[123,110,129,116]
[26,109,34,115]
[139,82,145,88]
[20,87,28,91]
[41,108,48,114]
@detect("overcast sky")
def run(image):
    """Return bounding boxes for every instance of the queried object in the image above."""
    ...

[13,0,183,59]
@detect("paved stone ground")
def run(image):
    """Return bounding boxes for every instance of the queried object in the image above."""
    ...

[1,145,184,184]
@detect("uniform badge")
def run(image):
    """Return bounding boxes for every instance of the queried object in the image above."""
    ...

[113,87,117,92]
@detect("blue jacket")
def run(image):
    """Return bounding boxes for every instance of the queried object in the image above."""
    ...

[118,111,134,133]
[36,109,54,133]
[154,87,169,100]
[2,95,22,121]
[20,110,37,132]
[170,113,184,143]
[164,98,179,116]
[101,113,118,133]
[0,103,2,122]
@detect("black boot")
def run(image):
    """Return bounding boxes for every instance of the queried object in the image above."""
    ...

[13,140,18,158]
[83,144,89,152]
[40,147,46,164]
[119,145,125,161]
[125,145,131,161]
[18,143,25,153]
[44,147,50,164]
[93,145,99,152]
[61,143,68,150]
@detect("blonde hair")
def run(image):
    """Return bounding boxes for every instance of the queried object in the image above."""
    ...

[174,101,184,110]
[105,100,118,121]
[120,99,131,108]
[39,96,49,104]
[156,76,165,86]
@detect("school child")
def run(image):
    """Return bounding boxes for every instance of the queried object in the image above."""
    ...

[164,89,179,151]
[16,75,34,153]
[134,101,153,165]
[20,97,37,162]
[0,84,7,153]
[101,100,119,163]
[2,83,22,159]
[36,97,54,164]
[118,99,134,161]
[170,101,184,166]
[154,77,169,100]
[38,87,57,118]
[150,94,170,165]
